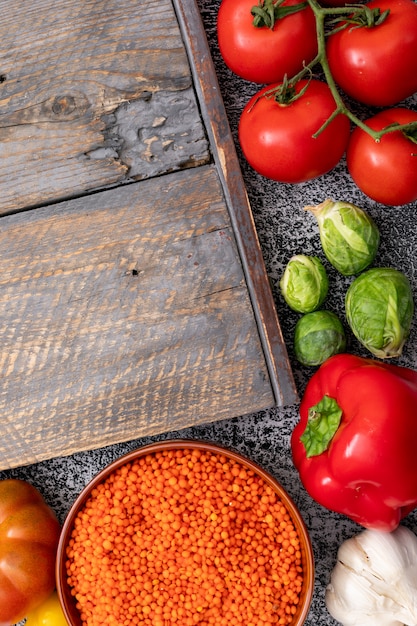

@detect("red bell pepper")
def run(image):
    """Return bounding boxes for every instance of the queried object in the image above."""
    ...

[291,353,417,532]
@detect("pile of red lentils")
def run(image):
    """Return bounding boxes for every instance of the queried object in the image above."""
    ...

[66,447,304,626]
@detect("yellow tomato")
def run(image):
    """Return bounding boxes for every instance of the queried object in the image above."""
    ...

[25,591,68,626]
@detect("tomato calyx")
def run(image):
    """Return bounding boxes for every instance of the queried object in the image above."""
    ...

[269,75,311,104]
[248,74,311,112]
[251,0,309,29]
[326,5,390,34]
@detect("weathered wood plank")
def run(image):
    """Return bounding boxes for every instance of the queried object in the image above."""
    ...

[173,0,298,405]
[0,165,274,469]
[0,0,209,213]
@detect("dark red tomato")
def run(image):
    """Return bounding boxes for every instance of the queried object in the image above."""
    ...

[217,0,318,84]
[326,0,417,106]
[347,108,417,206]
[238,79,351,183]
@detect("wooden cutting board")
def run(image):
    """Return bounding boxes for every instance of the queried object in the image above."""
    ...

[0,0,297,469]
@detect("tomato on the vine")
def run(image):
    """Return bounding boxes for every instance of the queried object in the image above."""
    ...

[347,108,417,206]
[326,0,417,107]
[238,79,351,183]
[217,0,318,84]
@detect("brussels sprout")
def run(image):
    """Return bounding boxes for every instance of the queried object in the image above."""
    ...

[294,310,346,367]
[280,254,328,313]
[345,267,414,358]
[305,199,380,276]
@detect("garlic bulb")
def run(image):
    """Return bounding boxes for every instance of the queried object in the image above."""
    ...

[325,525,417,626]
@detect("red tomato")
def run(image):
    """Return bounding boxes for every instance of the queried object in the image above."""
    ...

[238,79,351,183]
[347,108,417,206]
[326,0,417,106]
[319,0,360,4]
[217,0,318,84]
[0,479,61,625]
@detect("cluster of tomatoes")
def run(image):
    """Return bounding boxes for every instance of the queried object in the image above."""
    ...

[216,0,417,206]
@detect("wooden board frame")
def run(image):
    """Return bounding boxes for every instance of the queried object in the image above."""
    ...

[172,0,297,405]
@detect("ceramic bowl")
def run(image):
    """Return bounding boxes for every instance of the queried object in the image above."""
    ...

[56,439,314,625]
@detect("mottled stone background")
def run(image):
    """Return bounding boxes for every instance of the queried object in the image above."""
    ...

[3,1,417,624]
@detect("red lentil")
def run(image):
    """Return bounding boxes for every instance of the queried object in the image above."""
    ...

[66,448,304,626]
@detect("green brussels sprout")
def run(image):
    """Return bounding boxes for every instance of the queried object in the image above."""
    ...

[345,267,414,358]
[294,310,346,367]
[305,199,380,276]
[280,255,329,313]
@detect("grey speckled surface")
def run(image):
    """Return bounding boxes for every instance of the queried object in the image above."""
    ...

[2,1,417,625]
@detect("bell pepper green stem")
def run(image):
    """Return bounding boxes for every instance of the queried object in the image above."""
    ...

[300,394,343,457]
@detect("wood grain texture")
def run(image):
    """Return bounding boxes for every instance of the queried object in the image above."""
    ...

[0,165,274,469]
[173,0,298,405]
[0,0,209,213]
